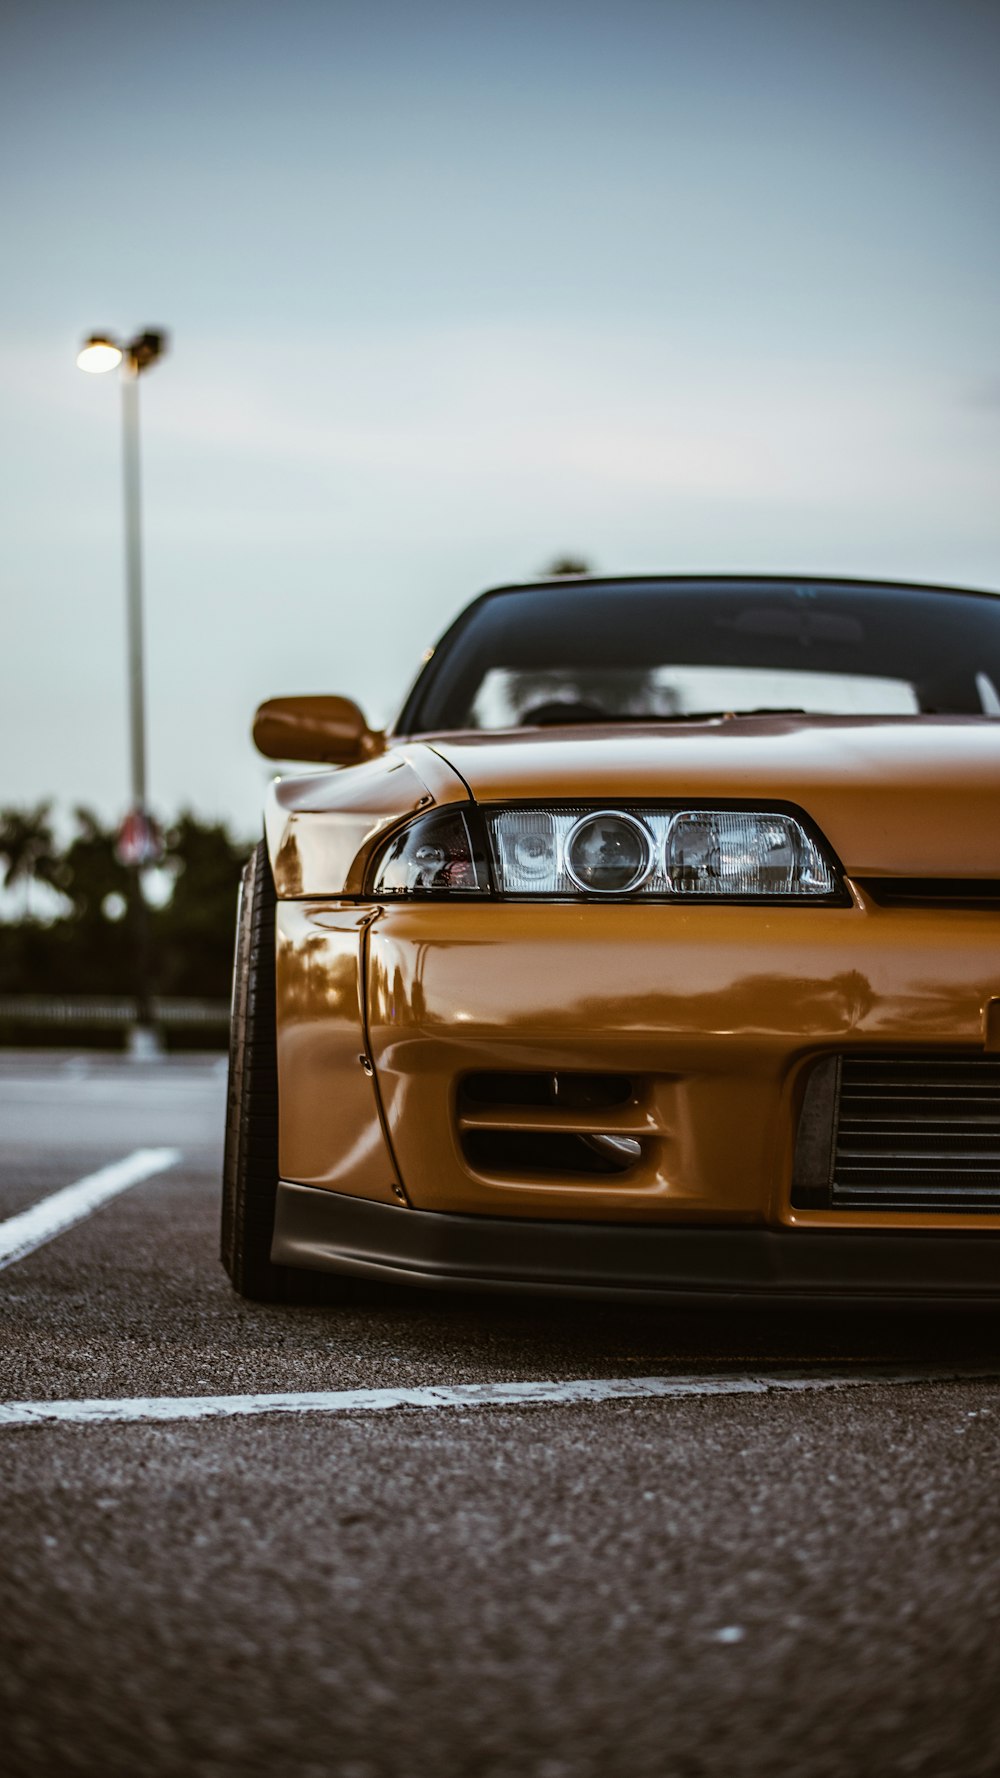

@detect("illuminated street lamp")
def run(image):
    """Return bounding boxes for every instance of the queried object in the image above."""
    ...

[77,336,124,374]
[77,328,169,1057]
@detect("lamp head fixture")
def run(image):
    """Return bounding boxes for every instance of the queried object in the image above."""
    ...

[76,334,123,374]
[76,329,169,375]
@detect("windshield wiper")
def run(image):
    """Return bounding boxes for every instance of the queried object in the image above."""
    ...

[517,706,812,728]
[588,707,810,724]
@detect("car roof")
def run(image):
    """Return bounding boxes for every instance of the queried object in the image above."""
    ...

[469,571,999,604]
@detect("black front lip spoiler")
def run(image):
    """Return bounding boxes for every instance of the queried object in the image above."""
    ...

[272,1182,1000,1302]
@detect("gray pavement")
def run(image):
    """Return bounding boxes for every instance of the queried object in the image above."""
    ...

[2,1052,1000,1777]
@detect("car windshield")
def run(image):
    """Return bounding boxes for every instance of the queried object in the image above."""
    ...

[400,579,1000,731]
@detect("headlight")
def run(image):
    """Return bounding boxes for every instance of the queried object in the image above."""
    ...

[487,806,841,898]
[371,805,843,900]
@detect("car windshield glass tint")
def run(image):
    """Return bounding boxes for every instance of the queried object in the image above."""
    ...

[403,581,1000,730]
[471,665,921,725]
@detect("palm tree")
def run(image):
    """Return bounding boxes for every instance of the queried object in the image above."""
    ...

[55,808,131,922]
[0,802,58,919]
[542,555,593,578]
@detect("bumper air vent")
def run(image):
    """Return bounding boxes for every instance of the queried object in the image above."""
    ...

[457,1071,647,1180]
[793,1053,1000,1213]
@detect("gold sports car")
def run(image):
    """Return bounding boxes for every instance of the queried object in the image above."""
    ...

[221,575,1000,1303]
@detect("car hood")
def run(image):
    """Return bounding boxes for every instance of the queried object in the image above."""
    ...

[424,715,1000,878]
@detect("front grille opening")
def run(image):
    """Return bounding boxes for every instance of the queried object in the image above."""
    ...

[859,878,1000,909]
[793,1052,1000,1212]
[462,1129,640,1177]
[461,1071,633,1111]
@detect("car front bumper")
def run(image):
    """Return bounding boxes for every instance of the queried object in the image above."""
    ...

[275,894,1000,1241]
[272,1181,1000,1301]
[364,897,1000,1229]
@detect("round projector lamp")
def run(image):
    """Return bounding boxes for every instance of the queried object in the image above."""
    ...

[564,811,652,894]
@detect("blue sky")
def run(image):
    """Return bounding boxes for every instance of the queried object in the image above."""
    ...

[2,0,998,830]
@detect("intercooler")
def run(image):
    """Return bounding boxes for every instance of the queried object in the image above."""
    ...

[792,1053,1000,1212]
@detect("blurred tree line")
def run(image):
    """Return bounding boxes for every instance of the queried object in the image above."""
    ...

[0,804,250,998]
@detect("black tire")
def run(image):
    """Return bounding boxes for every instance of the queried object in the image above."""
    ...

[221,842,351,1303]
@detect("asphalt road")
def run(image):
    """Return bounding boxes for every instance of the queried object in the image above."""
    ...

[2,1052,1000,1778]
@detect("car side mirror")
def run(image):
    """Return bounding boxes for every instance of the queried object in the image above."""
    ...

[252,695,384,766]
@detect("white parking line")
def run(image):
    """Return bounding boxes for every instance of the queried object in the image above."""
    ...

[0,1148,181,1271]
[1,1367,996,1428]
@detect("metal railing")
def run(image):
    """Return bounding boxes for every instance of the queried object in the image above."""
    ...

[0,995,230,1030]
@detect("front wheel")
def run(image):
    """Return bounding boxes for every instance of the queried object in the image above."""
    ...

[220,842,352,1303]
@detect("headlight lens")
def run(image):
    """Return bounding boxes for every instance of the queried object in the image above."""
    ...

[488,806,839,898]
[665,810,834,895]
[372,805,841,899]
[564,811,653,894]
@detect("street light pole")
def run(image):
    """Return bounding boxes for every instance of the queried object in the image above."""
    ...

[121,360,149,820]
[77,328,169,1057]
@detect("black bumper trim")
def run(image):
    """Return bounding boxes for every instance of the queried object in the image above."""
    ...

[272,1182,1000,1301]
